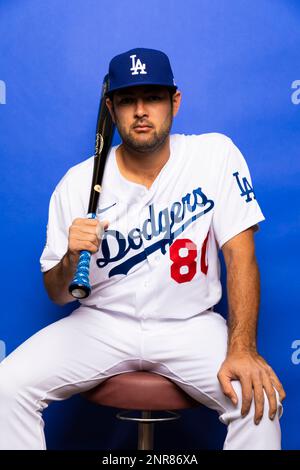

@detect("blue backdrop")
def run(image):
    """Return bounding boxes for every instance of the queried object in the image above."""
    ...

[0,0,299,450]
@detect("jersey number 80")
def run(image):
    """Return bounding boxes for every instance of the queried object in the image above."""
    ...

[170,232,209,283]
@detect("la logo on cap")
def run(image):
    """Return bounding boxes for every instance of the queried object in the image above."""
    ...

[130,54,147,75]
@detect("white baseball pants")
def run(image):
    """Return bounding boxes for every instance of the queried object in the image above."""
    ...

[0,306,282,449]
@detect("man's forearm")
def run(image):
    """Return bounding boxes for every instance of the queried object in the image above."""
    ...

[43,251,79,305]
[226,255,260,354]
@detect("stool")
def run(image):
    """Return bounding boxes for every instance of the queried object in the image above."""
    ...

[83,371,200,450]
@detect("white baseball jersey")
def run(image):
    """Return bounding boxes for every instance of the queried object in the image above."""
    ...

[40,133,265,320]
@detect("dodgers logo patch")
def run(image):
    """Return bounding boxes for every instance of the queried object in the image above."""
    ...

[233,171,256,203]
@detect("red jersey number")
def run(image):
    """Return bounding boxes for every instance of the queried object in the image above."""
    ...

[170,232,209,283]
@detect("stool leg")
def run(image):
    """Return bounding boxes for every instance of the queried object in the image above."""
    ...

[138,411,154,450]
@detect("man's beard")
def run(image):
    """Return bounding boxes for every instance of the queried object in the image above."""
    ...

[116,112,173,154]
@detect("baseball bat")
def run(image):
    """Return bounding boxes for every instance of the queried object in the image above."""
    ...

[68,74,115,299]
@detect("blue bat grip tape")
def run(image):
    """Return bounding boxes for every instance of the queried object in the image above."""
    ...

[69,213,96,298]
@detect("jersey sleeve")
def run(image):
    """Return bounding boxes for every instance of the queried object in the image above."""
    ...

[39,187,71,273]
[212,138,266,249]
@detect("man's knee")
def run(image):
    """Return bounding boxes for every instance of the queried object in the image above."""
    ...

[219,380,283,425]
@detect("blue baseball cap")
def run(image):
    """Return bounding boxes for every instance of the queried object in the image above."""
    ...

[106,47,177,97]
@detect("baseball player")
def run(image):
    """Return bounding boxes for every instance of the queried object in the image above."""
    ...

[0,48,285,450]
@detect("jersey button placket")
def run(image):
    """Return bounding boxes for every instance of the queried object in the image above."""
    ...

[140,276,151,326]
[138,197,158,328]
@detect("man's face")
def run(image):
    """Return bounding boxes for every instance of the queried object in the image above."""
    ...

[106,85,181,154]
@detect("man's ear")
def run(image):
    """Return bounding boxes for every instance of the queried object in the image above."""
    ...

[172,90,182,118]
[105,97,116,124]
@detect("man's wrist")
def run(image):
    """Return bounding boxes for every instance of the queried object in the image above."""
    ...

[227,341,257,356]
